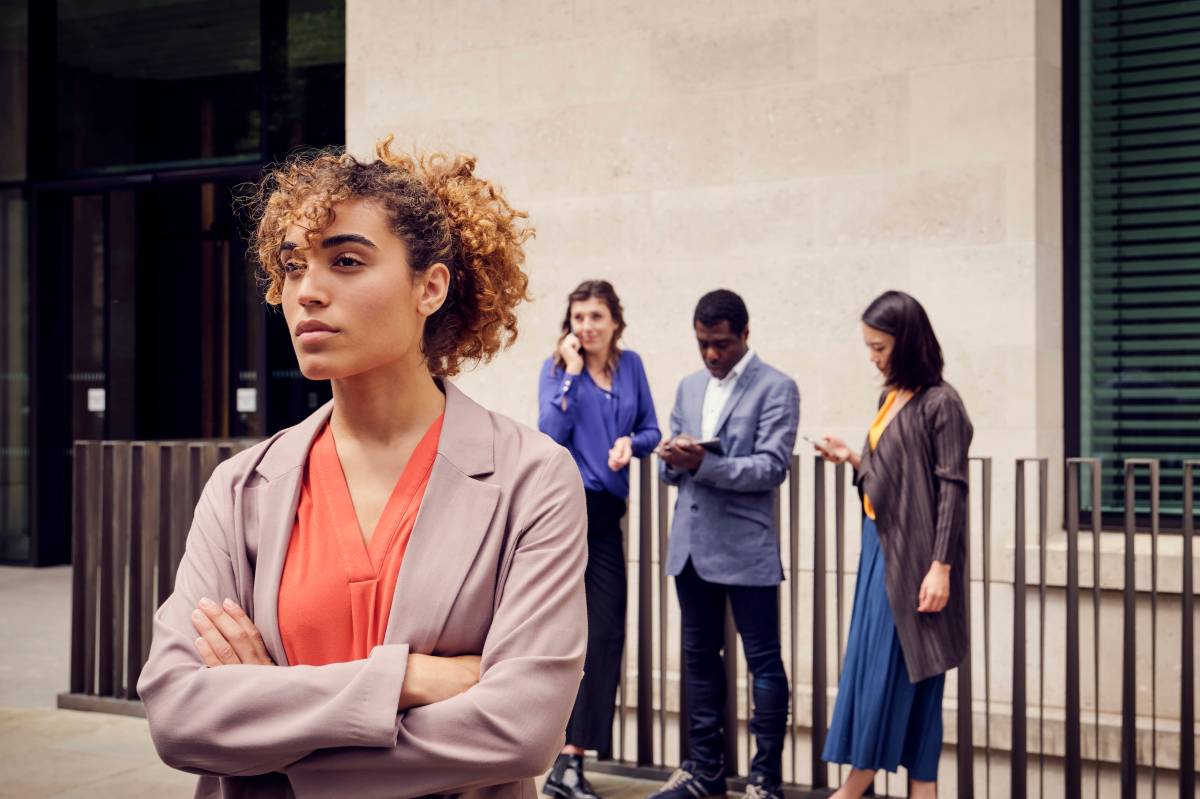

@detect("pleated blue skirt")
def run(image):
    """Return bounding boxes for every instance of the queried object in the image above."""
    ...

[821,517,945,782]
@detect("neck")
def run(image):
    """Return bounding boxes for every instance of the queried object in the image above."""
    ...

[585,349,610,374]
[328,354,446,446]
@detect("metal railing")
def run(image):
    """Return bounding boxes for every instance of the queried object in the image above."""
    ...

[60,444,1197,797]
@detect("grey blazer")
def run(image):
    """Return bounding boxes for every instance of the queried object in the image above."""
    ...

[855,382,973,683]
[137,381,587,799]
[661,355,800,586]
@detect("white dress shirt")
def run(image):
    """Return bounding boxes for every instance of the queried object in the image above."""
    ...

[700,348,755,440]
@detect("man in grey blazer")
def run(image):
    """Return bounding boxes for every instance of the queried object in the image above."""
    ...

[651,290,799,799]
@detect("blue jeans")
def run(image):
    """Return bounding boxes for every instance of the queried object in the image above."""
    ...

[675,560,789,783]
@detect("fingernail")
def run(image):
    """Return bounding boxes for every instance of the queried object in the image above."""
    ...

[195,638,204,648]
[223,598,236,610]
[199,597,217,612]
[192,609,206,622]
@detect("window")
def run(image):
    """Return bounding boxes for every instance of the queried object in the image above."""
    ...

[1075,0,1200,519]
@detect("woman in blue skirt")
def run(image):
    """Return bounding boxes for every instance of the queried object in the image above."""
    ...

[813,291,973,799]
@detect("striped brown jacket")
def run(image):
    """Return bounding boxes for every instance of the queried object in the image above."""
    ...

[855,381,973,683]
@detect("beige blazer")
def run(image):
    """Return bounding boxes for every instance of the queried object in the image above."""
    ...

[137,381,587,799]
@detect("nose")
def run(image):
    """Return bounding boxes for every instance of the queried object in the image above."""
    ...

[294,268,330,308]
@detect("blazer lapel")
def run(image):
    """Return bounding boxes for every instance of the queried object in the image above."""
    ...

[712,356,759,437]
[384,380,500,652]
[385,459,500,652]
[250,402,334,667]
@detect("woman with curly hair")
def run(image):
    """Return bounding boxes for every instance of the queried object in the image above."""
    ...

[138,137,588,799]
[538,280,660,799]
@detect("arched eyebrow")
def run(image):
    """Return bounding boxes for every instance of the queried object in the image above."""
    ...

[278,234,376,259]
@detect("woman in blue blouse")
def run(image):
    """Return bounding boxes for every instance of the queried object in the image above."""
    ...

[539,280,661,799]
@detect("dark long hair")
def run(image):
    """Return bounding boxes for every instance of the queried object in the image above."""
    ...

[861,290,943,390]
[553,280,626,375]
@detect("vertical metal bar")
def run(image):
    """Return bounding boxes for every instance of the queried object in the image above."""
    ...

[1149,462,1159,799]
[811,456,828,790]
[638,458,654,766]
[834,464,845,674]
[97,443,115,698]
[618,507,628,761]
[1012,460,1028,799]
[1037,459,1048,798]
[658,466,670,767]
[1090,461,1101,799]
[1120,462,1137,798]
[788,455,800,783]
[1064,459,1098,799]
[1181,461,1197,799]
[69,443,88,694]
[723,603,739,775]
[975,457,993,799]
[1121,459,1160,798]
[957,456,974,799]
[110,443,130,697]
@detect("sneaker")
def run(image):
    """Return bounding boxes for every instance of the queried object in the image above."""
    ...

[543,754,601,799]
[739,774,782,799]
[647,761,726,799]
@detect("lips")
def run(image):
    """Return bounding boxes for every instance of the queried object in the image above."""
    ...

[295,319,340,343]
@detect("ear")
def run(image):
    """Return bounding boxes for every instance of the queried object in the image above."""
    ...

[416,262,450,317]
[742,324,751,343]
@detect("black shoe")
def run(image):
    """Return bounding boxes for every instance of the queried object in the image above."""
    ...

[544,754,601,799]
[738,774,782,799]
[647,761,726,799]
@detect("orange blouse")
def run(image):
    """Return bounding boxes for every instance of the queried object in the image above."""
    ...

[862,390,899,521]
[278,414,444,666]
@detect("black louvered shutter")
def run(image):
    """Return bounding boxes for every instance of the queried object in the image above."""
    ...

[1080,0,1200,516]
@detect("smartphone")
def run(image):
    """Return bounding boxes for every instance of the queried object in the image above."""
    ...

[801,435,832,454]
[696,437,724,455]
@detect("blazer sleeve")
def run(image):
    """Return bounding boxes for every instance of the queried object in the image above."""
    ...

[629,357,662,458]
[928,392,973,563]
[692,377,799,493]
[537,359,581,446]
[137,463,411,778]
[659,381,686,486]
[284,446,588,799]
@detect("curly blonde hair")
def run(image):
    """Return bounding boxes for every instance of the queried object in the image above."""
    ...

[245,136,533,377]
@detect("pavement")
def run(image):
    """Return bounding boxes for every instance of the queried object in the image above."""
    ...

[0,565,659,799]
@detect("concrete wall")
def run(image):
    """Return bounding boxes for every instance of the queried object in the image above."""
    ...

[347,0,1063,527]
[346,1,1196,795]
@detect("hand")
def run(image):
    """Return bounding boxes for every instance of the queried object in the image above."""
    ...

[608,436,633,471]
[661,435,704,471]
[917,562,951,613]
[558,333,584,374]
[818,435,853,465]
[399,653,482,710]
[191,597,275,667]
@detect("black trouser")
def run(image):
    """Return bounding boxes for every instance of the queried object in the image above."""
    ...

[676,559,789,783]
[564,489,628,757]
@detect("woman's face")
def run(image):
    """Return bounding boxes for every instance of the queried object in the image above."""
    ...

[862,322,895,380]
[569,297,618,356]
[279,197,448,381]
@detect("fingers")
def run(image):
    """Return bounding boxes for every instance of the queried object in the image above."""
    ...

[192,608,240,665]
[221,598,273,664]
[194,636,223,668]
[194,597,268,665]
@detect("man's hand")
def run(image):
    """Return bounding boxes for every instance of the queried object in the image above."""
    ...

[191,597,275,667]
[658,435,705,471]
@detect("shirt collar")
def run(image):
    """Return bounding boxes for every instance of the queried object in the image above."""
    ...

[715,348,755,386]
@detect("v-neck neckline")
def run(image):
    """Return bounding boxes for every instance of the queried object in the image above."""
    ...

[871,388,917,451]
[310,415,444,578]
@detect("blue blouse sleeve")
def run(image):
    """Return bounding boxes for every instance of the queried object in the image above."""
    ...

[538,359,581,446]
[627,353,662,457]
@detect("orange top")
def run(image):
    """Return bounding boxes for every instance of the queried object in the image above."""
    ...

[278,414,444,666]
[863,390,899,521]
